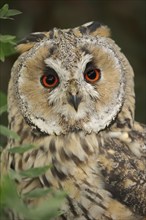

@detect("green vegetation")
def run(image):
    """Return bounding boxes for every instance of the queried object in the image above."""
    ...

[0,4,65,219]
[0,4,21,61]
[0,175,65,220]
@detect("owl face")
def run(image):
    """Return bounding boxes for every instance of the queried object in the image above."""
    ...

[12,22,132,135]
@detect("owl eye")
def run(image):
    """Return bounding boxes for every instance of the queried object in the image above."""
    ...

[84,69,101,83]
[41,74,59,88]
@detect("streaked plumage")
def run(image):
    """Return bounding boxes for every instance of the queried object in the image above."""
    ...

[1,21,146,219]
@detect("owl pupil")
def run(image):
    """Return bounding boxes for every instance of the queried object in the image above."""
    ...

[87,70,96,79]
[46,74,55,84]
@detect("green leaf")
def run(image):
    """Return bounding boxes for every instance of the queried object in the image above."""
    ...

[0,92,7,107]
[19,166,51,178]
[0,175,65,220]
[0,4,22,19]
[8,144,36,154]
[0,105,7,115]
[0,46,5,61]
[0,34,16,43]
[29,190,66,219]
[23,188,53,199]
[0,125,20,140]
[0,4,9,18]
[0,175,29,219]
[0,175,19,203]
[0,38,16,62]
[9,169,22,181]
[5,9,22,17]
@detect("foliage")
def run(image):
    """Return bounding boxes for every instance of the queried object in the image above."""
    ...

[0,103,66,219]
[0,99,66,219]
[0,4,66,219]
[0,91,7,107]
[0,174,66,220]
[0,4,22,20]
[0,125,20,140]
[8,144,36,154]
[0,4,22,62]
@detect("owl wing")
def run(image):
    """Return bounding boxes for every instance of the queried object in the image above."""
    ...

[98,122,146,217]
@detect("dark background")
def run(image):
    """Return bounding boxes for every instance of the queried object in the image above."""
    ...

[0,0,146,123]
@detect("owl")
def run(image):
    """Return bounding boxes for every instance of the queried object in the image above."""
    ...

[1,21,146,220]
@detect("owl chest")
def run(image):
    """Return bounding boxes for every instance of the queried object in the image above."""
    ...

[9,132,102,190]
[20,135,108,219]
[7,131,137,219]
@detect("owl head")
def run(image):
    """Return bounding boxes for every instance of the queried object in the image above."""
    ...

[11,21,135,135]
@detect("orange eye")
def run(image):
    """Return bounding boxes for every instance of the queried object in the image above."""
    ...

[41,74,59,88]
[84,69,101,83]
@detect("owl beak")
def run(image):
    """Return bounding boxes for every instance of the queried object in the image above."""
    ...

[67,94,82,111]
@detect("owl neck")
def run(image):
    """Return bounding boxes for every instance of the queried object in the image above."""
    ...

[8,106,101,180]
[8,95,135,147]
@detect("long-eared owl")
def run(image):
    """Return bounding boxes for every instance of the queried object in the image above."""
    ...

[1,21,146,220]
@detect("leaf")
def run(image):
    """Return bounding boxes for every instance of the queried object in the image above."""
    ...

[9,169,22,181]
[8,144,36,154]
[0,4,21,19]
[0,105,7,115]
[0,35,16,62]
[0,175,29,219]
[0,92,7,108]
[23,188,53,199]
[29,190,66,220]
[0,4,9,18]
[0,125,20,140]
[19,166,51,178]
[0,175,19,204]
[5,9,22,17]
[0,40,16,62]
[0,34,16,43]
[0,45,5,62]
[0,175,65,220]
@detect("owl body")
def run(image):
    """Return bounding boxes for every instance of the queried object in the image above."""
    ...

[1,22,146,219]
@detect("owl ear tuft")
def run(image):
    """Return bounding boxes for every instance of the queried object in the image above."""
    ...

[79,21,111,38]
[16,32,48,53]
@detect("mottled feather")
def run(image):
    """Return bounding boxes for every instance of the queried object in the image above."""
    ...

[1,21,146,220]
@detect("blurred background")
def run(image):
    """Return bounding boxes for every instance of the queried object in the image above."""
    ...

[0,0,146,125]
